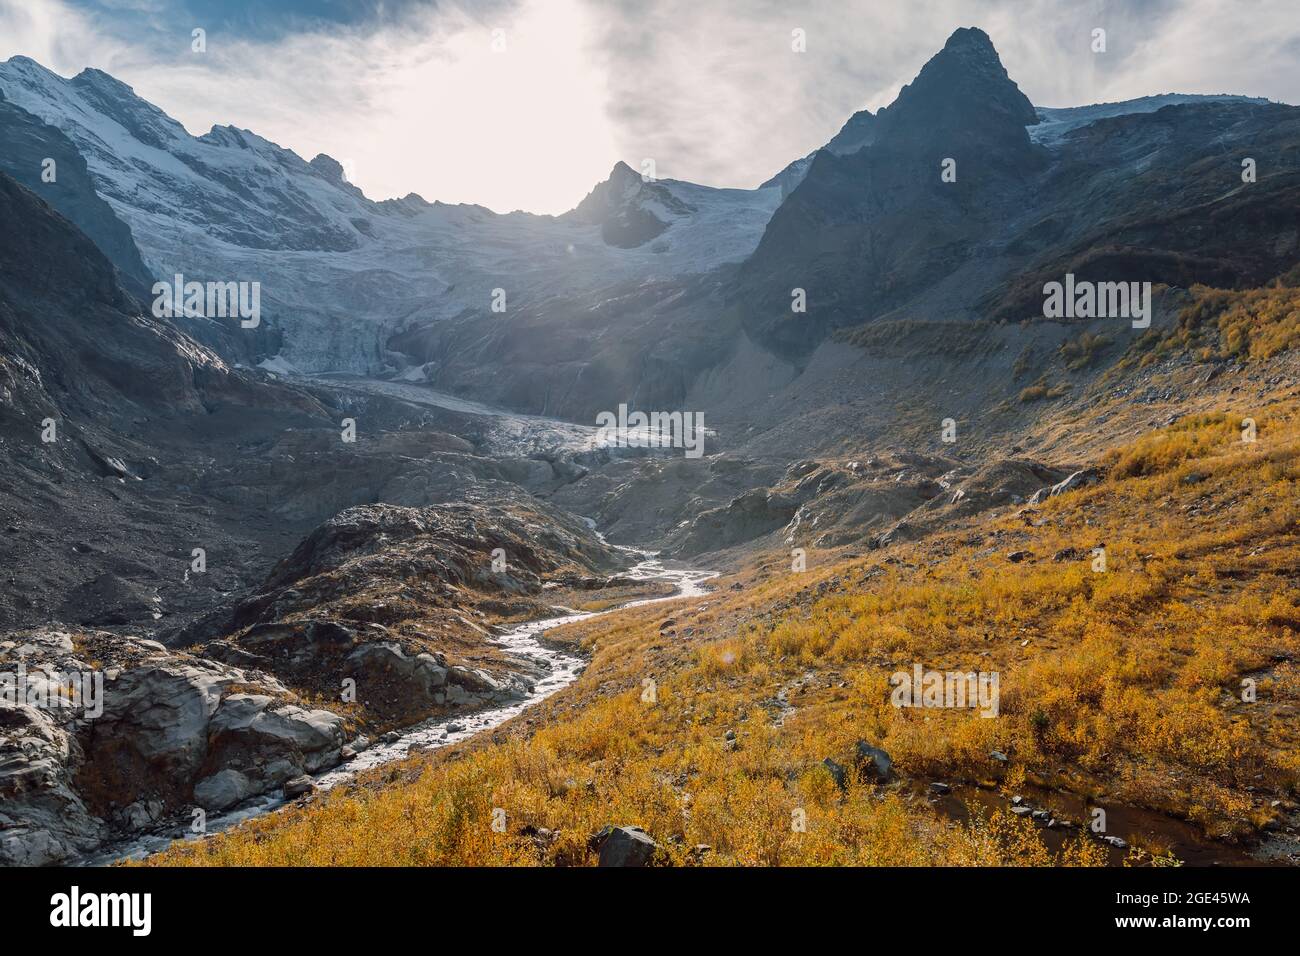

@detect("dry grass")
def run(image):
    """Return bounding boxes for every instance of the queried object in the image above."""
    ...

[1131,284,1300,367]
[142,370,1300,868]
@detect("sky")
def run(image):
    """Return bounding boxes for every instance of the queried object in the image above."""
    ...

[1,0,1297,214]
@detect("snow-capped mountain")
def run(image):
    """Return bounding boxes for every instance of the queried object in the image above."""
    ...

[0,55,781,374]
[0,44,1287,389]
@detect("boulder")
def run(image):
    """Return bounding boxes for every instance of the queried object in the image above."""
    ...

[0,628,349,864]
[193,769,253,811]
[0,703,106,865]
[590,825,658,867]
[283,775,315,798]
[853,741,893,782]
[1032,468,1104,504]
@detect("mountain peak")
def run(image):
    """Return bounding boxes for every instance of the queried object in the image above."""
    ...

[873,26,1038,149]
[3,55,58,78]
[565,160,695,248]
[310,153,347,182]
[607,160,640,184]
[942,26,996,53]
[72,66,137,95]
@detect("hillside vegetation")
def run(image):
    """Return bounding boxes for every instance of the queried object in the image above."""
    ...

[144,328,1300,866]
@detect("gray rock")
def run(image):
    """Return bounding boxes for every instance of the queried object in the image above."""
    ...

[853,741,893,782]
[283,775,315,798]
[0,628,348,864]
[193,769,252,811]
[1048,468,1104,498]
[0,703,106,865]
[591,825,658,867]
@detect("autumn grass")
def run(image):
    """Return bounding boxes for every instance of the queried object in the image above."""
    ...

[144,392,1300,867]
[1130,283,1300,367]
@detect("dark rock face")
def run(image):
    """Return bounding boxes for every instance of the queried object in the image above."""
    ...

[760,108,878,198]
[0,91,152,298]
[737,27,1043,356]
[735,28,1300,364]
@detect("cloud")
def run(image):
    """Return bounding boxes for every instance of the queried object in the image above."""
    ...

[2,0,1298,211]
[2,0,620,214]
[583,0,1300,189]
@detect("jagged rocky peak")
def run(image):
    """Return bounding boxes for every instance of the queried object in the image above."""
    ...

[874,26,1038,158]
[825,107,878,155]
[310,153,348,182]
[71,65,139,96]
[0,55,61,89]
[375,191,432,217]
[566,160,694,248]
[308,151,370,199]
[569,160,648,217]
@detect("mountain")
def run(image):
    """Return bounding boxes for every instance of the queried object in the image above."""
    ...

[0,166,329,633]
[0,169,638,864]
[0,56,781,375]
[5,37,1289,430]
[2,24,1299,871]
[734,28,1298,359]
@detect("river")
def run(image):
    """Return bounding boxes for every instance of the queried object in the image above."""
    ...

[85,547,714,865]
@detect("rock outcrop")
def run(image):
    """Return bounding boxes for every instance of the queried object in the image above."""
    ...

[171,501,625,728]
[0,629,345,865]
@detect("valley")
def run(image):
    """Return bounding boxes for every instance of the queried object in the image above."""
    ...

[0,23,1297,872]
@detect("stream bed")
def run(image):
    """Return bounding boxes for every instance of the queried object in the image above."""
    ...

[85,550,715,865]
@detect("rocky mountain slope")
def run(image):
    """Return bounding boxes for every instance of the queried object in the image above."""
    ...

[146,331,1300,866]
[0,90,151,298]
[0,170,652,864]
[736,28,1297,358]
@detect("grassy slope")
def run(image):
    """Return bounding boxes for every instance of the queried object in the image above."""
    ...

[144,287,1300,867]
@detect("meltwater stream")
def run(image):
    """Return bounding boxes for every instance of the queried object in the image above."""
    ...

[87,546,715,865]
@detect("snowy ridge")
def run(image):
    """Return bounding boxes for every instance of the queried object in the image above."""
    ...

[1028,93,1271,146]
